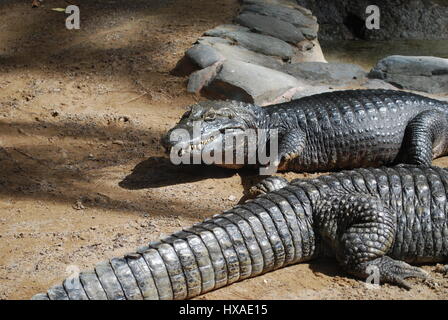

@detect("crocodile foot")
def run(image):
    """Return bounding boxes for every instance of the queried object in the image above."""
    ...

[249,176,289,197]
[362,256,429,290]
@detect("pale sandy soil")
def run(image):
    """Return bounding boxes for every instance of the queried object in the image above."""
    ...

[0,0,447,300]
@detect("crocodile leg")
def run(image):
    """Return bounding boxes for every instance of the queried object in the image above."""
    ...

[317,193,428,289]
[277,129,306,163]
[398,110,448,166]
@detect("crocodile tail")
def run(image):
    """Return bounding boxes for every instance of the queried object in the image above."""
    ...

[32,195,316,300]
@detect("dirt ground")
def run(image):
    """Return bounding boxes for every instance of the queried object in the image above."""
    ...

[0,0,447,300]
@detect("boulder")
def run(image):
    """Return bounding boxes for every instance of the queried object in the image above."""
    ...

[205,26,296,60]
[241,2,317,29]
[186,44,226,69]
[204,24,250,37]
[235,12,306,44]
[197,36,284,70]
[282,62,366,84]
[292,40,326,63]
[171,44,225,76]
[369,55,448,93]
[204,59,308,105]
[187,61,224,94]
[240,0,313,16]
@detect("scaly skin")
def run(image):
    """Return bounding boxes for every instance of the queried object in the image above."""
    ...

[33,165,448,299]
[162,89,448,172]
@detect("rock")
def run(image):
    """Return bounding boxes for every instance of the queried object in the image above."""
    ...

[205,27,296,60]
[361,79,399,90]
[282,62,366,84]
[240,0,313,16]
[369,55,448,93]
[171,44,225,76]
[186,44,226,69]
[204,24,250,37]
[241,2,317,29]
[235,12,306,45]
[291,39,326,63]
[197,36,283,70]
[204,59,308,106]
[296,0,448,40]
[292,86,336,99]
[187,61,223,94]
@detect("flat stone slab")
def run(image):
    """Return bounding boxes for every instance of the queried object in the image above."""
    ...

[205,59,308,105]
[197,36,283,71]
[186,44,225,69]
[205,26,295,60]
[282,62,366,84]
[241,0,313,16]
[187,61,224,94]
[235,12,306,44]
[369,55,448,94]
[241,2,317,29]
[204,24,251,37]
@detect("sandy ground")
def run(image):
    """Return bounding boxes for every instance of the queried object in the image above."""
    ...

[0,0,447,300]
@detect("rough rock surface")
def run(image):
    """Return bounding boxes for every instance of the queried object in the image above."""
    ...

[203,60,307,105]
[205,26,295,60]
[369,55,448,94]
[296,0,448,40]
[282,62,366,85]
[173,0,326,103]
[197,37,284,70]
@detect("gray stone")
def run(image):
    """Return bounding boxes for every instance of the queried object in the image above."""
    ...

[205,27,295,60]
[204,59,308,106]
[204,24,250,37]
[235,12,306,45]
[292,85,336,100]
[197,36,283,71]
[361,79,399,90]
[241,0,313,16]
[282,62,366,84]
[187,61,223,94]
[369,55,448,94]
[186,44,225,69]
[241,3,317,29]
[299,25,319,40]
[292,39,326,63]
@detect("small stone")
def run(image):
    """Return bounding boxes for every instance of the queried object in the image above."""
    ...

[73,200,85,210]
[228,195,237,201]
[112,140,124,145]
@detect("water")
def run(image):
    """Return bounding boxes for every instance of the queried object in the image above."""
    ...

[321,40,448,71]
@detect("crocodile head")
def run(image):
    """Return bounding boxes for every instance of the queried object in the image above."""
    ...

[162,100,264,168]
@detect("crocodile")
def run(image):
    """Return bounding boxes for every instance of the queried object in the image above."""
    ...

[33,165,448,300]
[162,89,448,173]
